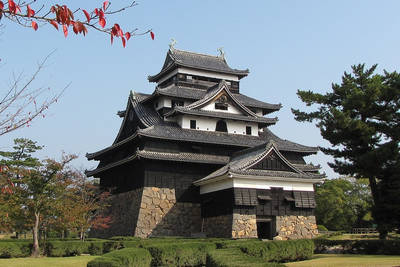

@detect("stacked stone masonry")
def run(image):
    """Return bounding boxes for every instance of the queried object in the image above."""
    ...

[135,187,202,237]
[232,213,258,238]
[203,214,232,238]
[274,215,318,240]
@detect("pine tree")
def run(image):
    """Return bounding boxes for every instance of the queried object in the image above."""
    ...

[292,64,400,239]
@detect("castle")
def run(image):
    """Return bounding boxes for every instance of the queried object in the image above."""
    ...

[86,46,323,239]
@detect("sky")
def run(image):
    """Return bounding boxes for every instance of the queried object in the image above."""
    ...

[1,0,400,178]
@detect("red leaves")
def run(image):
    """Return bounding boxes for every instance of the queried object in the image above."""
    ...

[103,1,109,11]
[72,21,88,36]
[150,31,155,40]
[31,21,38,31]
[26,4,35,17]
[0,1,4,10]
[95,8,106,28]
[82,9,90,23]
[8,0,20,14]
[63,24,68,37]
[50,20,59,30]
[110,23,131,47]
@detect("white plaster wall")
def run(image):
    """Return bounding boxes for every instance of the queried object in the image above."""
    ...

[178,67,239,81]
[155,96,172,110]
[202,100,242,114]
[199,177,315,194]
[233,178,315,192]
[180,115,259,136]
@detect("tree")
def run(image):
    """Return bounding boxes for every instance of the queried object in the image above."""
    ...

[62,170,112,241]
[292,64,400,238]
[315,178,372,231]
[0,139,77,256]
[0,1,154,136]
[0,1,154,46]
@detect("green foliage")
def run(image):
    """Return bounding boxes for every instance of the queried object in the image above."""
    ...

[292,64,400,237]
[239,239,314,263]
[313,238,400,255]
[0,241,31,258]
[317,225,328,231]
[147,242,216,267]
[45,240,91,257]
[315,178,373,231]
[87,247,151,267]
[206,248,285,267]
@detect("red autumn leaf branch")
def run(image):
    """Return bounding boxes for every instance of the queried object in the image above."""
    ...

[0,1,155,47]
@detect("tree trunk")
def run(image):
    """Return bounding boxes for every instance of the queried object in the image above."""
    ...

[80,228,85,241]
[31,212,40,257]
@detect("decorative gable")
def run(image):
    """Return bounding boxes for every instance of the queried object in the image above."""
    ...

[250,150,294,172]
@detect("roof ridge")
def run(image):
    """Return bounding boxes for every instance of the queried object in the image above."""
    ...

[170,48,223,60]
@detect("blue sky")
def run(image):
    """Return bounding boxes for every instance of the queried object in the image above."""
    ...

[1,1,400,178]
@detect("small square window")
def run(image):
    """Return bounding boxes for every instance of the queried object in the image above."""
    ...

[246,126,252,135]
[190,120,196,129]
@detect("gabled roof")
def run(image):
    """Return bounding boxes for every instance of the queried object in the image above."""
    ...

[164,81,278,125]
[194,141,324,186]
[148,48,249,82]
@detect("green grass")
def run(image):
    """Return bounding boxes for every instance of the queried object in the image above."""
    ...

[286,254,400,267]
[0,255,98,267]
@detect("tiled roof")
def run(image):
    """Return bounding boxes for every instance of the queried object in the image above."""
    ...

[137,123,317,153]
[259,128,318,153]
[292,163,321,172]
[148,85,281,111]
[148,49,249,82]
[194,141,324,185]
[86,149,229,176]
[130,92,163,128]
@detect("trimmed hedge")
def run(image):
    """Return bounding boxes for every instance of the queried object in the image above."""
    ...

[0,241,31,258]
[206,248,285,267]
[147,242,216,267]
[313,238,400,255]
[239,239,314,263]
[87,247,151,267]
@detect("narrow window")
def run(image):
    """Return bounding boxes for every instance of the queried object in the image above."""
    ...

[216,120,228,132]
[190,120,196,129]
[246,126,252,135]
[215,103,228,110]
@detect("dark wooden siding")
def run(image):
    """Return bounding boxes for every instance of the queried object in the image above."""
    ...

[251,151,293,172]
[201,188,315,218]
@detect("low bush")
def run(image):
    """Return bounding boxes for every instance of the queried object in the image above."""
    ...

[313,238,400,255]
[318,225,328,231]
[206,248,285,267]
[87,247,151,267]
[240,239,314,262]
[147,242,216,267]
[45,240,91,257]
[0,241,31,258]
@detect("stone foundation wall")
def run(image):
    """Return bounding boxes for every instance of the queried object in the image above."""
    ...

[135,187,201,237]
[202,214,232,238]
[274,215,318,240]
[232,213,257,238]
[90,188,143,238]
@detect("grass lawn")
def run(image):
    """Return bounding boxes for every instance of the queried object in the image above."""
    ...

[0,255,98,267]
[286,254,400,267]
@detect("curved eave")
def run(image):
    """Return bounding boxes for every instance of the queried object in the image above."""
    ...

[86,132,138,160]
[148,63,249,83]
[85,154,138,177]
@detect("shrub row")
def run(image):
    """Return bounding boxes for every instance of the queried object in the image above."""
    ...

[0,241,31,258]
[87,247,151,267]
[147,242,216,267]
[313,238,400,255]
[206,248,285,267]
[239,239,314,263]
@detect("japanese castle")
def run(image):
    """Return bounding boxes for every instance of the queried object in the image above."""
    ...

[86,45,324,240]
